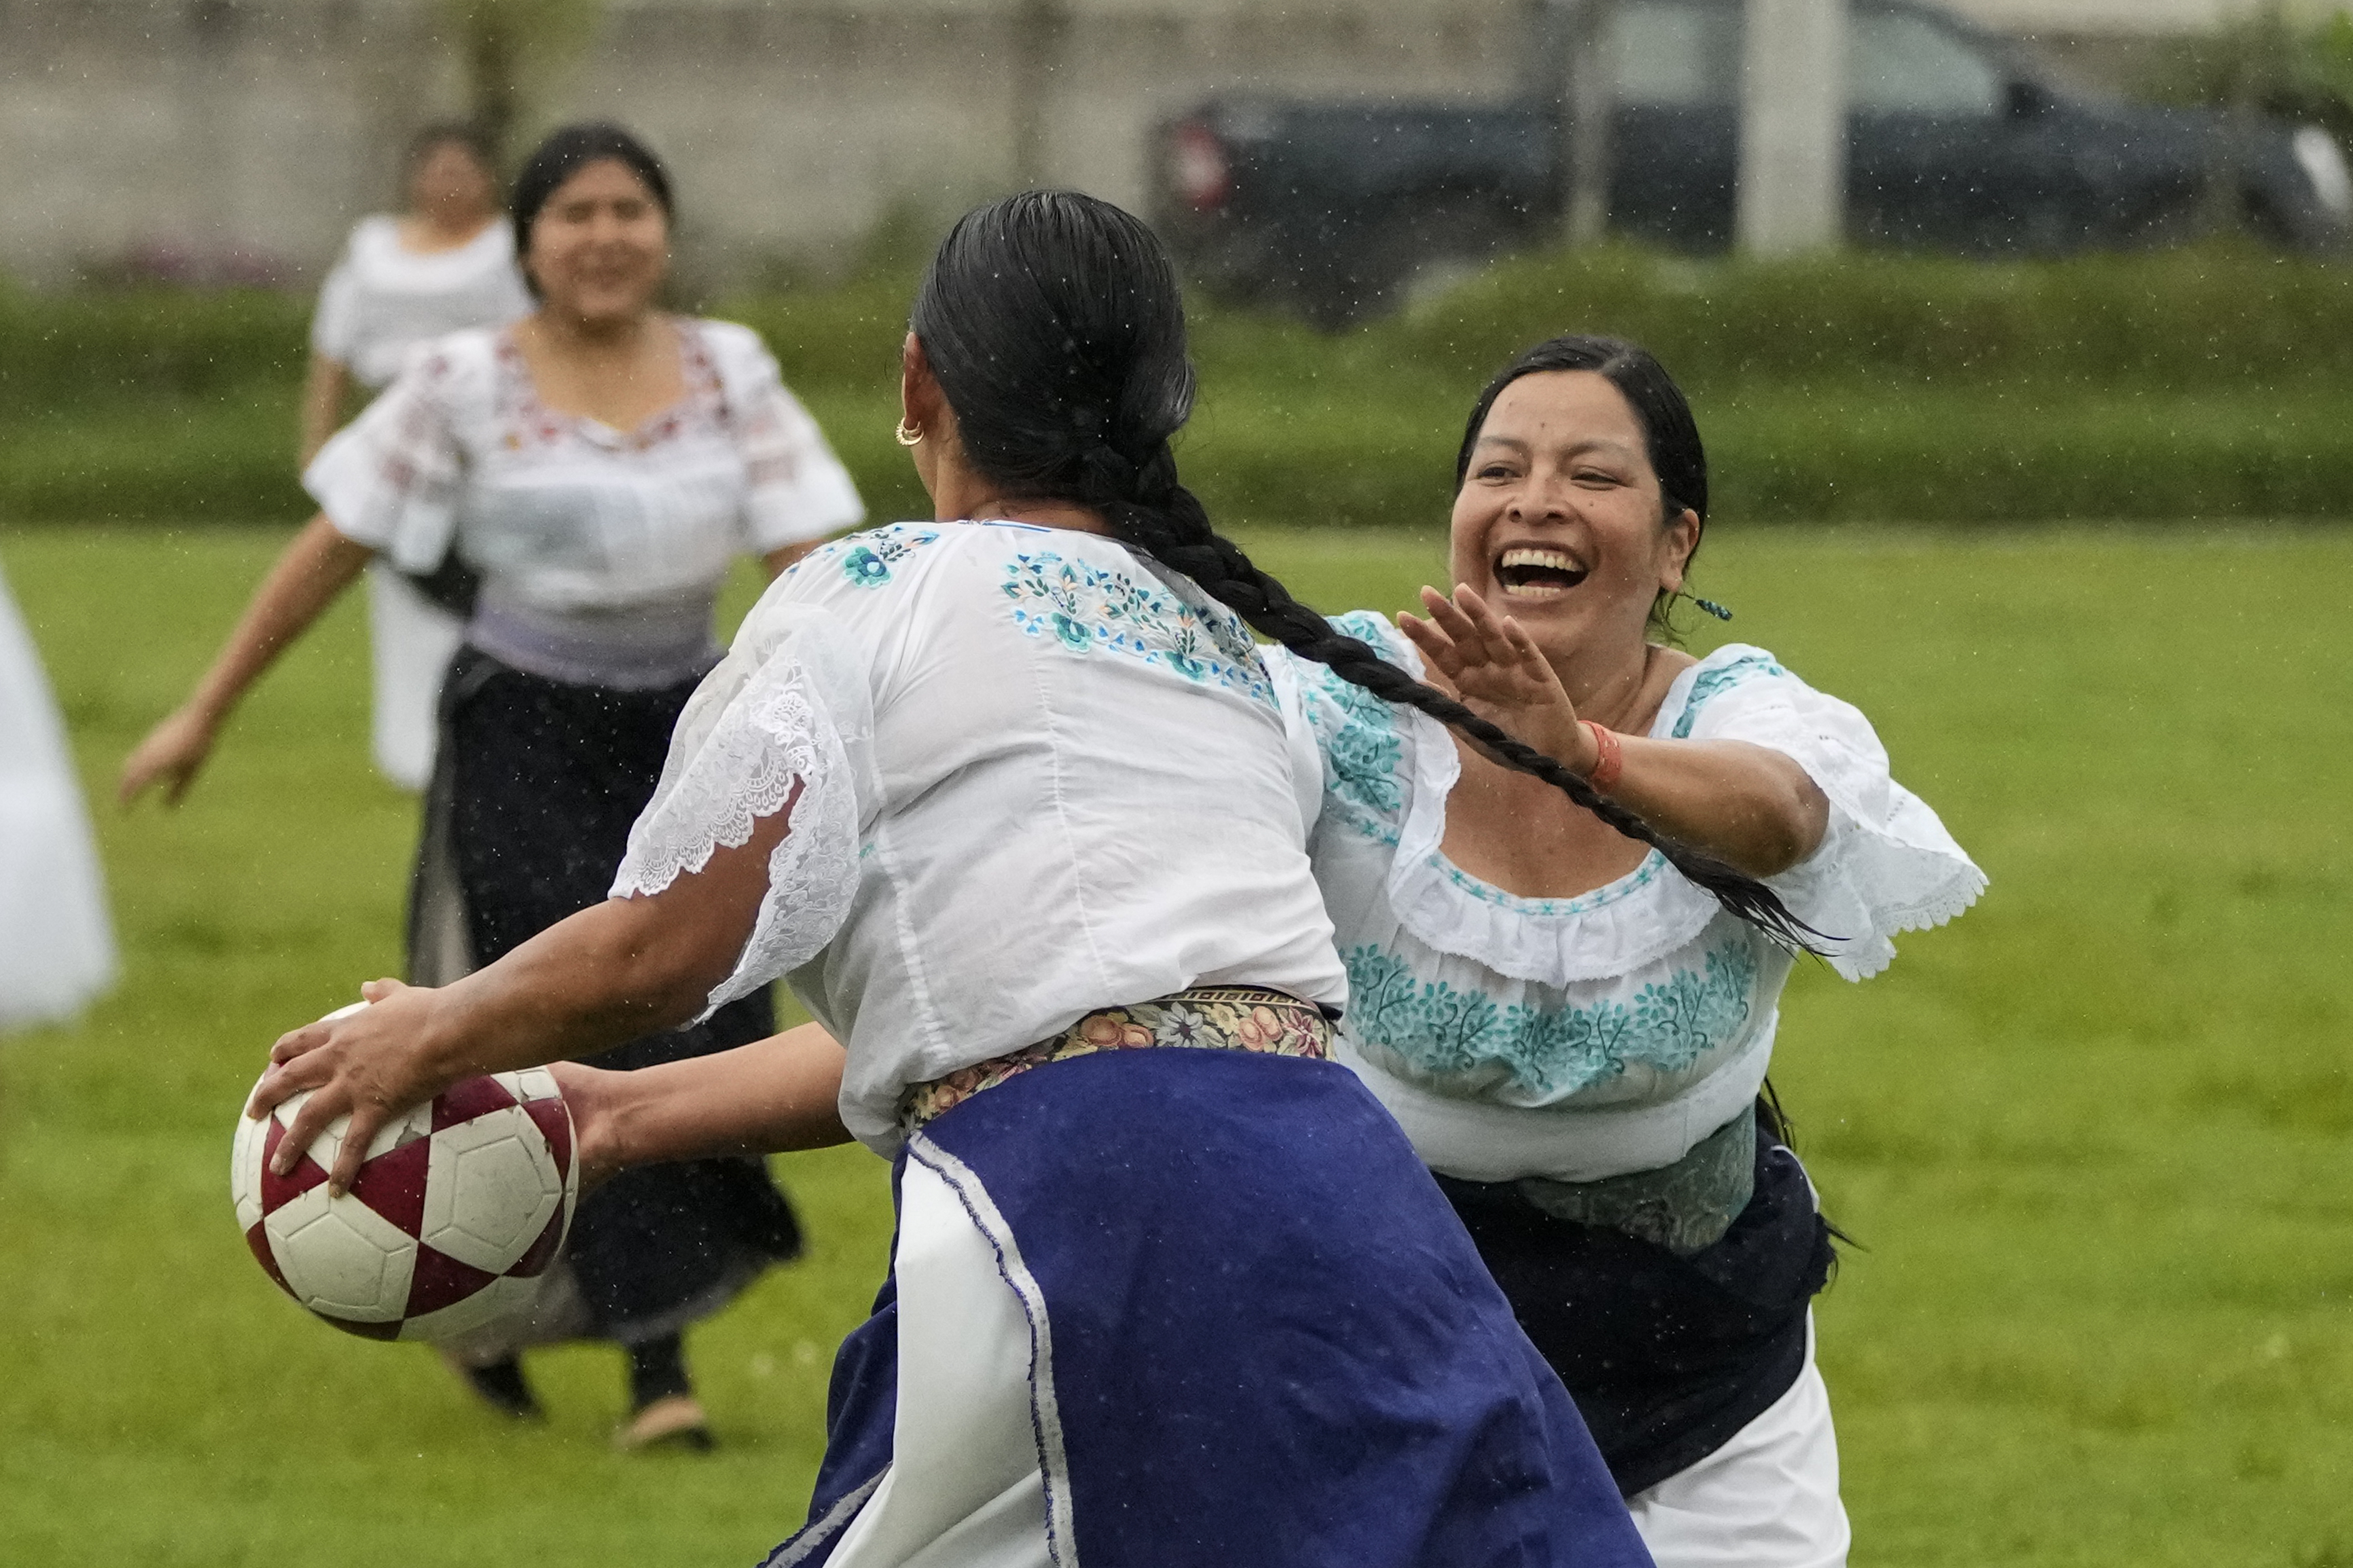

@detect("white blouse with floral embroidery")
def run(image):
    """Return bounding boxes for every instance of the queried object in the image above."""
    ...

[305,319,864,687]
[1264,614,1985,1185]
[609,522,1348,1155]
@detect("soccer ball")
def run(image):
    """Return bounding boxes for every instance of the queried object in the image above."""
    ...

[230,1015,577,1343]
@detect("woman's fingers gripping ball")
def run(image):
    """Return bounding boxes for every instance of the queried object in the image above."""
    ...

[247,979,448,1197]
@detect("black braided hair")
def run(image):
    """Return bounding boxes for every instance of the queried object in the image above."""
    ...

[909,192,1811,946]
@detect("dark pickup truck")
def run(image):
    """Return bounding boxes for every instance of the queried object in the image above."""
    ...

[1152,0,2353,325]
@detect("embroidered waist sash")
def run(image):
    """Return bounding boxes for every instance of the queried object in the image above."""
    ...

[901,986,1333,1130]
[1510,1110,1758,1257]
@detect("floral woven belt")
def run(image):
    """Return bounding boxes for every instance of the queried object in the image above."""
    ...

[901,986,1333,1130]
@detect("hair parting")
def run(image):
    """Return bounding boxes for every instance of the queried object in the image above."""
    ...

[908,192,1814,947]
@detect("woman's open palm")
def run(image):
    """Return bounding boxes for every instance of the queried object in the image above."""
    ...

[1396,585,1585,765]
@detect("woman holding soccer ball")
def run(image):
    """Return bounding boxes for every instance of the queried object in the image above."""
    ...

[491,330,1988,1567]
[244,192,1852,1565]
[126,122,863,1450]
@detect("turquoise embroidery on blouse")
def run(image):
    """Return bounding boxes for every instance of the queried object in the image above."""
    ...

[1433,851,1668,915]
[834,524,943,589]
[1001,549,1272,703]
[1306,610,1409,845]
[1343,940,1759,1098]
[1671,653,1788,738]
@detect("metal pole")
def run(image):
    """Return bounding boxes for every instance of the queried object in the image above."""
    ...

[1737,0,1849,256]
[1553,0,1617,247]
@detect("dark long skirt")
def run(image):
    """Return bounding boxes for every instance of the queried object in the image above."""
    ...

[774,1049,1651,1568]
[409,646,802,1346]
[1435,1102,1835,1498]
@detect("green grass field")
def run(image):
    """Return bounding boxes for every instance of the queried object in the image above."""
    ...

[2,522,2349,1567]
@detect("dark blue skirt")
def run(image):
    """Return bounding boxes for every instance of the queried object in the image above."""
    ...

[765,1048,1650,1568]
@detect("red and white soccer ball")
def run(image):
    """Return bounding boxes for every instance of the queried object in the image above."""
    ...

[231,1022,578,1343]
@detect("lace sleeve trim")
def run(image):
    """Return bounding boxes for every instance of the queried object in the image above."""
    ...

[611,659,861,1016]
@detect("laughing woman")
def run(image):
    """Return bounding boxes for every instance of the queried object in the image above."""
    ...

[243,194,1709,1567]
[121,124,864,1447]
[1263,336,1986,1567]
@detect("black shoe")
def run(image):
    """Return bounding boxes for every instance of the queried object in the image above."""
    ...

[448,1353,542,1419]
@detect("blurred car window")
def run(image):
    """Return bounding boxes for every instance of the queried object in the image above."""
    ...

[1613,0,1740,108]
[1849,12,2001,116]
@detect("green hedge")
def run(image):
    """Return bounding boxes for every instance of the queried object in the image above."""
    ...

[10,245,2353,527]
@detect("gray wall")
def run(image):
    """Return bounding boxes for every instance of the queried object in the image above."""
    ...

[3,0,1537,289]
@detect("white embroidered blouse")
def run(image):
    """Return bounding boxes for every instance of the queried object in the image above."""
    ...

[310,216,533,390]
[1265,614,1984,1185]
[305,320,865,688]
[609,522,1349,1154]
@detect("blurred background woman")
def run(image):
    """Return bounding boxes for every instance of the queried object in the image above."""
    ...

[1266,335,1985,1568]
[304,122,533,791]
[122,122,865,1449]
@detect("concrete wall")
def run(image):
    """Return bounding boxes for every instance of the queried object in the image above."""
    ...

[3,0,1537,289]
[5,0,2336,290]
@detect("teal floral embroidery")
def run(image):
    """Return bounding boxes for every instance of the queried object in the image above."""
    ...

[1671,653,1788,738]
[1435,851,1666,915]
[1308,610,1409,844]
[833,524,942,589]
[1343,941,1759,1098]
[1001,549,1272,702]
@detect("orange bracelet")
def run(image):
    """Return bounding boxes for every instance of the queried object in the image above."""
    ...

[1581,720,1624,792]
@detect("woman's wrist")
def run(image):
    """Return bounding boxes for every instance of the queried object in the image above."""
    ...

[1577,720,1624,792]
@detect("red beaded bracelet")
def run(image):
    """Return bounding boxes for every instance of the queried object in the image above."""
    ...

[1581,719,1625,792]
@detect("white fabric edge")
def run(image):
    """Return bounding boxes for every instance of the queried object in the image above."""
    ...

[760,1470,889,1568]
[1375,619,1725,985]
[906,1134,1079,1567]
[609,613,869,1017]
[1626,1313,1850,1568]
[1335,1023,1776,1183]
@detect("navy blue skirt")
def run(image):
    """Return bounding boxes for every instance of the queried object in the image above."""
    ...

[766,1048,1650,1568]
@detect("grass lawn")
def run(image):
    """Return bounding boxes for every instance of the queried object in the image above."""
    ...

[2,521,2349,1567]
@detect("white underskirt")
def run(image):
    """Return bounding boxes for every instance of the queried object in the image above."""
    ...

[367,565,465,792]
[1627,1313,1850,1568]
[0,562,115,1030]
[806,1139,1060,1568]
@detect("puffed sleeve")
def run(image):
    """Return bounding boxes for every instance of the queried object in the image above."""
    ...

[701,321,866,552]
[609,595,877,1015]
[1675,650,1987,980]
[300,338,479,574]
[309,251,359,363]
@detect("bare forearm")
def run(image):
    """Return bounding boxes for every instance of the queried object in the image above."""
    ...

[421,899,734,1081]
[1604,737,1829,877]
[583,1024,851,1177]
[410,801,796,1082]
[298,358,350,467]
[188,515,371,725]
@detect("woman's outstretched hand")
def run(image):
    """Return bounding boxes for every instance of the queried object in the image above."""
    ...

[246,978,460,1196]
[118,705,221,807]
[1397,585,1598,774]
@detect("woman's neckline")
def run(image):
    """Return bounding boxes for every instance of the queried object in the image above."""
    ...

[502,316,699,443]
[393,213,503,257]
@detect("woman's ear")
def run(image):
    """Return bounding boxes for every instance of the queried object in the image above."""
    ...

[1658,507,1702,596]
[900,333,946,437]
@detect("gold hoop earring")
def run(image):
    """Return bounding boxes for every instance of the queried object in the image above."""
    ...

[895,418,924,447]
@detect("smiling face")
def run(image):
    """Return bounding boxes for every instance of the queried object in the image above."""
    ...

[523,157,670,327]
[1450,369,1700,661]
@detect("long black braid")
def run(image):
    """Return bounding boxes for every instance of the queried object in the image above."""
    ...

[910,192,1812,947]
